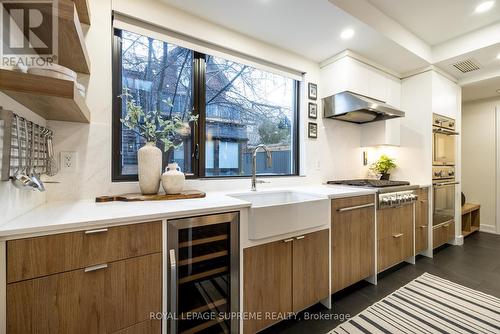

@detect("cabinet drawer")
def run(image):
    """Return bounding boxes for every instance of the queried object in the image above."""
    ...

[433,221,455,249]
[7,253,162,334]
[377,232,412,272]
[377,204,413,240]
[7,222,162,283]
[332,195,375,211]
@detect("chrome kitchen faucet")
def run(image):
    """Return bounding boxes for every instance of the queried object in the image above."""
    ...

[251,144,272,191]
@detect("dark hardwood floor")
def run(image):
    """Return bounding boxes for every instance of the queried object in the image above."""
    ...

[261,232,500,334]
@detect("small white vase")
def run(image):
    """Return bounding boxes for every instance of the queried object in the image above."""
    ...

[162,162,185,194]
[138,142,162,195]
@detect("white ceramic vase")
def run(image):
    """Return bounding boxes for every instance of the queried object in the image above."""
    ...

[162,162,185,194]
[138,142,162,195]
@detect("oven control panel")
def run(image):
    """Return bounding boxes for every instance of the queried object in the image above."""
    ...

[378,190,418,209]
[433,113,456,131]
[433,166,455,181]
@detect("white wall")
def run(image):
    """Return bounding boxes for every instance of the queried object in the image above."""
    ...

[399,70,462,239]
[42,0,367,202]
[462,98,499,234]
[398,71,433,185]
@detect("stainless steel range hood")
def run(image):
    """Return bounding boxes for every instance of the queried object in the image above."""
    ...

[323,91,405,124]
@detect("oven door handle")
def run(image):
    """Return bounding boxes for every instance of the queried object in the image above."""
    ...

[433,128,460,135]
[434,181,460,187]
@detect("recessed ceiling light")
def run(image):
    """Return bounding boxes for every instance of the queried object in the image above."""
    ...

[475,1,495,13]
[340,28,355,40]
[497,53,500,60]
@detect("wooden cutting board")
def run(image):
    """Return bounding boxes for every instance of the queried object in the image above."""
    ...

[95,190,206,202]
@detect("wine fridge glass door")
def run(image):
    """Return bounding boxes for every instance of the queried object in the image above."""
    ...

[168,212,239,334]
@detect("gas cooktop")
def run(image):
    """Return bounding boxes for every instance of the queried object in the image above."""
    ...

[327,179,411,188]
[328,179,419,208]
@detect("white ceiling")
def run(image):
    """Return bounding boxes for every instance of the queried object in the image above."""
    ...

[436,43,500,80]
[366,0,500,46]
[160,0,500,101]
[159,0,428,73]
[462,76,500,102]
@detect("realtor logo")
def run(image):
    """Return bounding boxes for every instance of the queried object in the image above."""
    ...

[1,0,58,66]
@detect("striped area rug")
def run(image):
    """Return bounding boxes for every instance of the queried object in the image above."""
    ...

[330,273,500,334]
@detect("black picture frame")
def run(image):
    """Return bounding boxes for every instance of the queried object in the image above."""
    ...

[308,102,317,119]
[308,122,318,139]
[308,82,317,100]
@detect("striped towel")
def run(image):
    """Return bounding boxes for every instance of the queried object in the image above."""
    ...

[330,273,500,334]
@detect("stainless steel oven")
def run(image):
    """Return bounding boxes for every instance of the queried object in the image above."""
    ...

[433,166,458,226]
[433,114,458,166]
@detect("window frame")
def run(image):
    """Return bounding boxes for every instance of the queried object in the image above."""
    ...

[111,28,300,181]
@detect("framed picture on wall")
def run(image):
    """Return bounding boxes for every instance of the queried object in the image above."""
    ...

[308,102,318,119]
[308,83,317,100]
[308,122,318,138]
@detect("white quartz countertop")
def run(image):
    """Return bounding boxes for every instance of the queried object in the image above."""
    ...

[0,185,376,239]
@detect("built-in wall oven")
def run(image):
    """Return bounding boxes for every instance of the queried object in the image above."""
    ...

[168,212,239,334]
[433,114,458,166]
[432,114,459,228]
[433,166,458,226]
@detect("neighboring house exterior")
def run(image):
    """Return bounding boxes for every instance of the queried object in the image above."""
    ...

[121,46,291,176]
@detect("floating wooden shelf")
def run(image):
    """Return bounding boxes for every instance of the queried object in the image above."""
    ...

[71,0,91,25]
[11,0,90,73]
[0,69,90,123]
[462,203,480,238]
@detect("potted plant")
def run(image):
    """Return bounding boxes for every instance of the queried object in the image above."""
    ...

[370,154,397,180]
[120,90,197,195]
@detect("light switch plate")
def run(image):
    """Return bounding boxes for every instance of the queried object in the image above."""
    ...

[60,151,77,172]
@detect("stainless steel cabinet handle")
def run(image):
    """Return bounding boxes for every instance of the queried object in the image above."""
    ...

[419,225,428,229]
[84,263,108,272]
[85,228,108,234]
[169,249,177,334]
[337,203,375,212]
[283,238,294,243]
[392,233,404,238]
[295,236,305,240]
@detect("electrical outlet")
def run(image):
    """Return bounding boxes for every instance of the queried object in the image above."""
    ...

[61,151,77,172]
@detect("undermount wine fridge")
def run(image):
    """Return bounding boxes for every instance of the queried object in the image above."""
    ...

[168,212,239,334]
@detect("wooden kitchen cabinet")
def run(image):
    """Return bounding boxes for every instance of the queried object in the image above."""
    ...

[292,230,329,312]
[433,221,455,249]
[331,195,375,293]
[415,188,429,254]
[6,222,162,334]
[7,262,107,334]
[243,229,329,333]
[7,221,162,283]
[105,254,162,332]
[377,204,413,272]
[244,239,293,334]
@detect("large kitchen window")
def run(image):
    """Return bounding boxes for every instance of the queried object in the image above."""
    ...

[112,28,299,180]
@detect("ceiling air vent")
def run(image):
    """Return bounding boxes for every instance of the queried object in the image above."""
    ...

[452,59,481,73]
